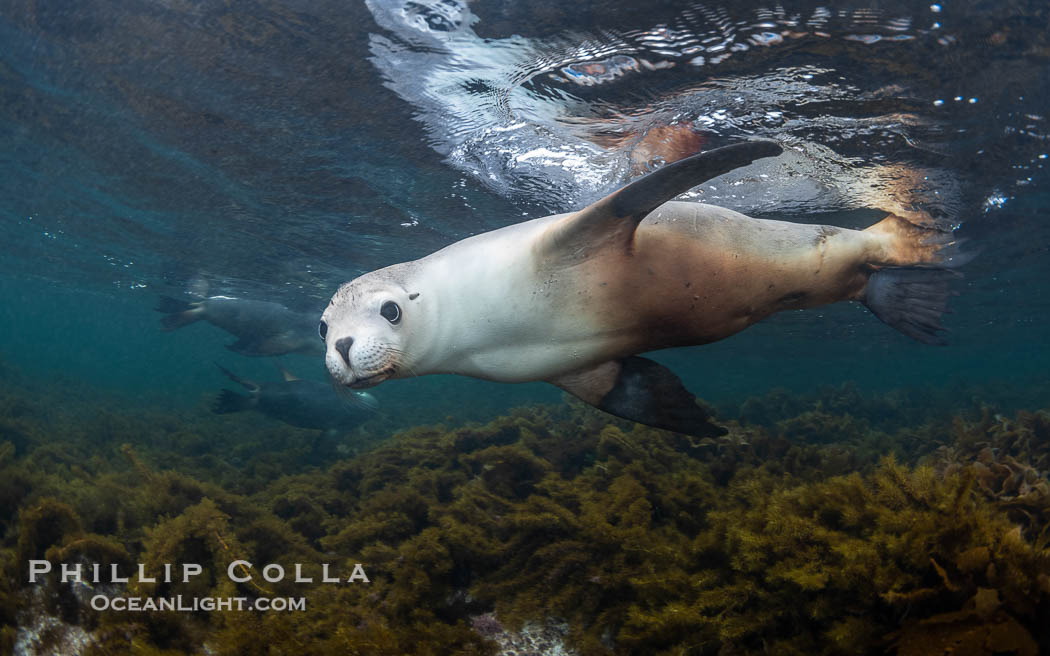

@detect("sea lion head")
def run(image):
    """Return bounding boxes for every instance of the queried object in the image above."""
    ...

[320,264,423,389]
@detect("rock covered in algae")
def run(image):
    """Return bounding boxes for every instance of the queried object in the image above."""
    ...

[471,613,577,656]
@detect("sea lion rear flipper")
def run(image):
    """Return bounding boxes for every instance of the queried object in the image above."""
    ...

[863,268,961,345]
[543,141,783,258]
[861,216,971,345]
[155,296,202,331]
[550,357,726,438]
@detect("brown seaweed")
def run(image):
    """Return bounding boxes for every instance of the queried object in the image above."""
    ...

[1,375,1049,654]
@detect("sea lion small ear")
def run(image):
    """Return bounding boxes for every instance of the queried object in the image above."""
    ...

[409,293,420,300]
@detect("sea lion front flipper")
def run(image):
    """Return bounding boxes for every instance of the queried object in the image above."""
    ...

[550,357,726,438]
[542,141,783,258]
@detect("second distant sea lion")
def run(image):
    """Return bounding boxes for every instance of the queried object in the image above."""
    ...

[212,364,377,431]
[157,296,324,357]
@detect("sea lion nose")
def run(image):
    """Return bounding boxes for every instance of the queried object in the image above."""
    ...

[334,337,354,366]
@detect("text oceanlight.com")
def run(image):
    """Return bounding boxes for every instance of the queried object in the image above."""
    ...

[90,595,306,612]
[27,559,370,612]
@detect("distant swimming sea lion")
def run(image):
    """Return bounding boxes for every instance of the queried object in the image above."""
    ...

[320,142,965,437]
[212,364,377,431]
[156,296,324,357]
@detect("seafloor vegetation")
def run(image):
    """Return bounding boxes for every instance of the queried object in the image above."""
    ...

[1,362,1048,655]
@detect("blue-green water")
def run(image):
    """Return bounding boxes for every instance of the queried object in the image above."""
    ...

[1,0,1049,653]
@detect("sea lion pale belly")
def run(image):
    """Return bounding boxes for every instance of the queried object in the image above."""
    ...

[321,142,963,437]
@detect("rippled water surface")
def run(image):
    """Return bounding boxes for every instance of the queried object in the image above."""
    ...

[0,0,1048,412]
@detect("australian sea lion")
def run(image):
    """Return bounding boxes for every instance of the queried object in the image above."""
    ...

[320,141,966,437]
[212,364,378,431]
[157,296,324,357]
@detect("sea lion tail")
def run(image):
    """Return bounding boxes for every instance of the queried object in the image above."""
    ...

[156,296,203,330]
[863,268,961,345]
[212,390,252,414]
[861,215,972,345]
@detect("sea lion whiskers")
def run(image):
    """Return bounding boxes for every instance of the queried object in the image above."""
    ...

[385,346,420,379]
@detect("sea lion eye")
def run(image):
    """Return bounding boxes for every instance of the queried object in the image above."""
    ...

[380,301,401,324]
[318,320,328,342]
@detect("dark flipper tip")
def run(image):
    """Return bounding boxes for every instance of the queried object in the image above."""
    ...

[552,358,725,438]
[599,356,727,438]
[742,139,784,159]
[609,140,783,221]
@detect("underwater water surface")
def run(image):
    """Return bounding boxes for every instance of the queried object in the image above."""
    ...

[1,0,1049,654]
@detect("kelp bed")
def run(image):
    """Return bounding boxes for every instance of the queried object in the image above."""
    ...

[1,375,1049,655]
